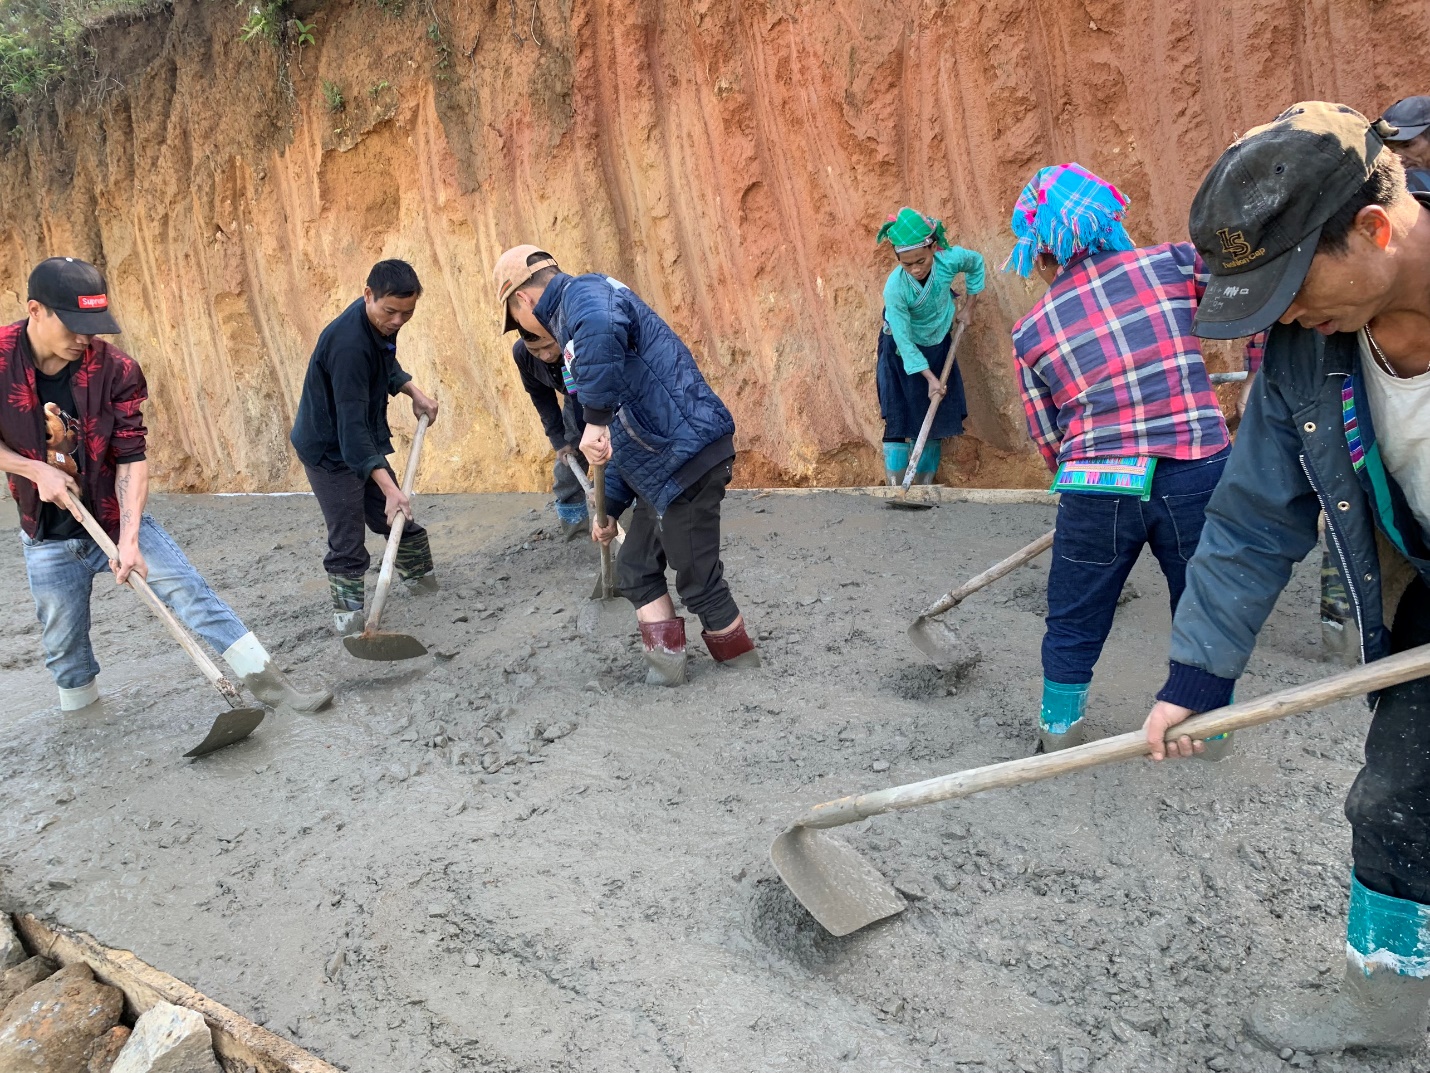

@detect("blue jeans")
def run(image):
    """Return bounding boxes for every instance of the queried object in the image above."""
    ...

[21,513,249,689]
[1042,446,1230,685]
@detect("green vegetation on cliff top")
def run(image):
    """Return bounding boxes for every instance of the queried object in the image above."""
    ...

[0,0,158,110]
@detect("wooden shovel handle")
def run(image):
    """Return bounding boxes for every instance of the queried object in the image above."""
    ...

[367,414,430,632]
[590,463,616,595]
[794,643,1430,830]
[916,529,1055,621]
[900,321,967,493]
[565,457,595,497]
[63,492,239,701]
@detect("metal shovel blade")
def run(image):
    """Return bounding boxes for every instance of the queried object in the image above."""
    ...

[343,630,429,661]
[182,706,266,758]
[769,826,906,937]
[907,614,967,668]
[885,496,934,511]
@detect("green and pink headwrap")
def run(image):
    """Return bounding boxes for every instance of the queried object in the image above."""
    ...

[1003,163,1133,277]
[877,207,950,253]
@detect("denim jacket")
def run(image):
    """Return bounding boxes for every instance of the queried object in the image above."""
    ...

[1158,321,1430,712]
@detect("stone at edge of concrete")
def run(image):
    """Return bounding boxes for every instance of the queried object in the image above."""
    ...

[110,1001,221,1073]
[0,917,23,971]
[0,961,124,1073]
[0,957,59,1013]
[85,1025,132,1073]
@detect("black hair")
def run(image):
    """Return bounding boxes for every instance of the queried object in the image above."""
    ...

[366,259,423,300]
[1317,153,1406,255]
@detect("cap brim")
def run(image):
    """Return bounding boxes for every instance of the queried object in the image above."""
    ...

[1387,123,1430,144]
[1192,226,1320,339]
[55,308,121,335]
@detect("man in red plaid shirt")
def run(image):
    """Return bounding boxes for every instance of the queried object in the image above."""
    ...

[1006,163,1236,752]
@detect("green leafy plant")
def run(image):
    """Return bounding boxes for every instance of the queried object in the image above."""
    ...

[321,78,344,112]
[367,79,389,98]
[0,0,156,111]
[239,1,283,43]
[289,17,315,47]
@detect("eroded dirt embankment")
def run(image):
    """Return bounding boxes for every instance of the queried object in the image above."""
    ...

[0,0,1425,492]
[0,491,1405,1072]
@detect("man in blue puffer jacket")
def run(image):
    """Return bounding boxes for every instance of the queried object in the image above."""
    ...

[496,247,760,684]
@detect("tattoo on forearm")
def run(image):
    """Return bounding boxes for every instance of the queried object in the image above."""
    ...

[117,471,132,529]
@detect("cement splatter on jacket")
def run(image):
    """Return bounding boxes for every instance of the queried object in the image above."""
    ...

[0,321,148,541]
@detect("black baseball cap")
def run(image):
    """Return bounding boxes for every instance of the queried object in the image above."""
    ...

[26,257,121,335]
[1188,101,1396,339]
[1382,96,1430,143]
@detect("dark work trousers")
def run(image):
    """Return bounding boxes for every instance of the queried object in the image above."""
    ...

[552,399,589,519]
[1346,576,1430,904]
[302,461,429,578]
[1042,445,1230,684]
[617,458,740,633]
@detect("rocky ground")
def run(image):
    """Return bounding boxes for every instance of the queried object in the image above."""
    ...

[0,489,1405,1072]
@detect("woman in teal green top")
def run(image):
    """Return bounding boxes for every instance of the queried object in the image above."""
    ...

[876,207,985,484]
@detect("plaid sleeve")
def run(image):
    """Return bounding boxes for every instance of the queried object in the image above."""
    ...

[1243,332,1266,374]
[1015,346,1061,472]
[110,353,148,462]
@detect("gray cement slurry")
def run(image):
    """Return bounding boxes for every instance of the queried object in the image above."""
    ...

[0,491,1393,1072]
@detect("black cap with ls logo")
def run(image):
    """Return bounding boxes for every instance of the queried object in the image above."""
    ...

[1189,101,1398,339]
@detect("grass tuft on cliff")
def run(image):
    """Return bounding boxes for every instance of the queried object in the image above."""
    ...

[0,0,162,110]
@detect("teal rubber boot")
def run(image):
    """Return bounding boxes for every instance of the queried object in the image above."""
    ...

[1247,874,1430,1054]
[911,438,941,486]
[1038,678,1090,753]
[883,442,911,487]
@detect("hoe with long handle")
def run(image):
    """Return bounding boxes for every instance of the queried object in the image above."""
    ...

[344,415,430,661]
[771,644,1430,936]
[63,492,266,758]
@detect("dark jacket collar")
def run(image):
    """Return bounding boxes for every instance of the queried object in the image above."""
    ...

[532,273,573,335]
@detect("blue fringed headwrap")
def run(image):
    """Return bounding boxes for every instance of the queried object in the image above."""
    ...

[1002,163,1134,278]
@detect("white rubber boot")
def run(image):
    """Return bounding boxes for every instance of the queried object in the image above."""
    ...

[58,679,100,711]
[222,632,332,714]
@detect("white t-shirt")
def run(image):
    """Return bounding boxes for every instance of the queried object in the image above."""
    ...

[1359,330,1430,538]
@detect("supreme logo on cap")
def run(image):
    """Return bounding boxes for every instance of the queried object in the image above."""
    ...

[77,294,108,310]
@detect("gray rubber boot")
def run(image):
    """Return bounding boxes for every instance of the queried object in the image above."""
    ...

[639,617,688,687]
[334,610,365,637]
[1037,718,1089,753]
[1247,957,1430,1054]
[402,573,440,595]
[222,633,333,714]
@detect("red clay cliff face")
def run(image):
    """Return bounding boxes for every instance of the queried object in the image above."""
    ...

[0,0,1423,492]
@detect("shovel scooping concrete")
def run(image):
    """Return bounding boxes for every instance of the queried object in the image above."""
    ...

[908,529,1055,668]
[564,457,625,574]
[886,322,967,512]
[772,643,1430,935]
[63,493,266,758]
[344,414,430,662]
[575,462,627,634]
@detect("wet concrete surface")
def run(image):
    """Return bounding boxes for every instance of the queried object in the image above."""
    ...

[0,490,1402,1072]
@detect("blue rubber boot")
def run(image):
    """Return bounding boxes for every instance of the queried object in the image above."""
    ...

[911,438,941,485]
[883,442,911,487]
[555,499,590,542]
[1038,678,1090,753]
[1247,874,1430,1054]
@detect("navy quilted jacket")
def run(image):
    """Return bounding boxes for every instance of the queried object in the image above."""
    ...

[534,273,735,515]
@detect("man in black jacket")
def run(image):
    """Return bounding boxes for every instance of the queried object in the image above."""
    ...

[291,260,440,635]
[496,246,589,540]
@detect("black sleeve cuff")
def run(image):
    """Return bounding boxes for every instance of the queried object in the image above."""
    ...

[114,452,147,465]
[1156,660,1236,712]
[584,406,614,425]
